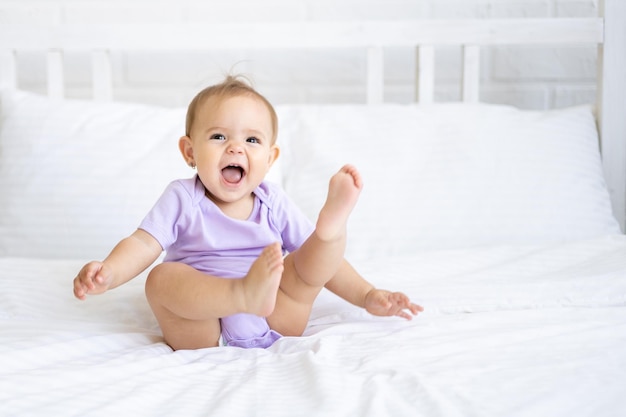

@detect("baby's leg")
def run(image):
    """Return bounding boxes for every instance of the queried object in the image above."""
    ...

[145,243,284,350]
[268,164,362,336]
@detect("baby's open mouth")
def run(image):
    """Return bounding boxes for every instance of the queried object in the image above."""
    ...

[222,165,245,183]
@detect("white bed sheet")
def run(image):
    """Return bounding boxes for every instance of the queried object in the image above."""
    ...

[1,235,626,417]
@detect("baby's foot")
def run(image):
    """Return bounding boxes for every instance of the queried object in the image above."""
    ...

[316,164,363,241]
[243,242,284,317]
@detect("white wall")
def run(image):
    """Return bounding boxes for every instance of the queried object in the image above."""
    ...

[0,0,600,109]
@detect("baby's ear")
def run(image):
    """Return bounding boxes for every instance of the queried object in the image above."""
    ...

[179,136,195,167]
[268,144,280,167]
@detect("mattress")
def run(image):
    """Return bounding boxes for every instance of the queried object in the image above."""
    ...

[2,235,625,417]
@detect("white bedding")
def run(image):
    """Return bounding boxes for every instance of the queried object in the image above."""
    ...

[2,235,626,417]
[1,88,625,416]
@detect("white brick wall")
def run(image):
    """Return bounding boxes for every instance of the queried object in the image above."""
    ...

[1,0,600,109]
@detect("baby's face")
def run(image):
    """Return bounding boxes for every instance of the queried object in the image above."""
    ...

[186,94,278,211]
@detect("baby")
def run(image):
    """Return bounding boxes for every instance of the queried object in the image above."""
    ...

[73,76,423,350]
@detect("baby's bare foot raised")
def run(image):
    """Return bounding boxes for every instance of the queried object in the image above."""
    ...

[316,164,363,241]
[242,242,284,317]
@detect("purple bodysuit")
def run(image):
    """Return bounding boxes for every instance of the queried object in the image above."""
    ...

[139,175,314,348]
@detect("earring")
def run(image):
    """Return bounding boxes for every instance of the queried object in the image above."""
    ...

[189,162,196,169]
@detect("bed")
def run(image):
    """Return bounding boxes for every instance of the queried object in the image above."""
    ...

[1,2,626,416]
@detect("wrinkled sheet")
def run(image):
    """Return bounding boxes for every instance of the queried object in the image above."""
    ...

[1,235,626,417]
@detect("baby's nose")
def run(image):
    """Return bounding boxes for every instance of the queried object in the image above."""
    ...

[227,142,244,153]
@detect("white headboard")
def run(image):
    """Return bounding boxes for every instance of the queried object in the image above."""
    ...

[0,1,624,231]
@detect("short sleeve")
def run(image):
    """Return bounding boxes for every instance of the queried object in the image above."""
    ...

[138,180,191,251]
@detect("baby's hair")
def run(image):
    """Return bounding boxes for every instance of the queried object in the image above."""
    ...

[185,75,278,144]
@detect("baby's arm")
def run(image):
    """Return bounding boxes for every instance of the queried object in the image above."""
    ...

[73,229,162,300]
[325,259,423,320]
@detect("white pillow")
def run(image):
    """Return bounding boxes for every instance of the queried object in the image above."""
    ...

[0,90,192,259]
[0,90,619,261]
[275,103,621,259]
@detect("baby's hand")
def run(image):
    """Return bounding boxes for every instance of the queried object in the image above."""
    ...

[73,261,113,300]
[364,289,424,320]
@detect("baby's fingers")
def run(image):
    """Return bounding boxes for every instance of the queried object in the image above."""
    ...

[409,303,424,315]
[390,293,424,320]
[395,309,415,320]
[399,303,424,320]
[73,278,89,300]
[73,273,95,299]
[73,262,103,300]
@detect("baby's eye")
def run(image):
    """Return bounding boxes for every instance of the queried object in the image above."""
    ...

[210,133,226,141]
[247,137,260,144]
